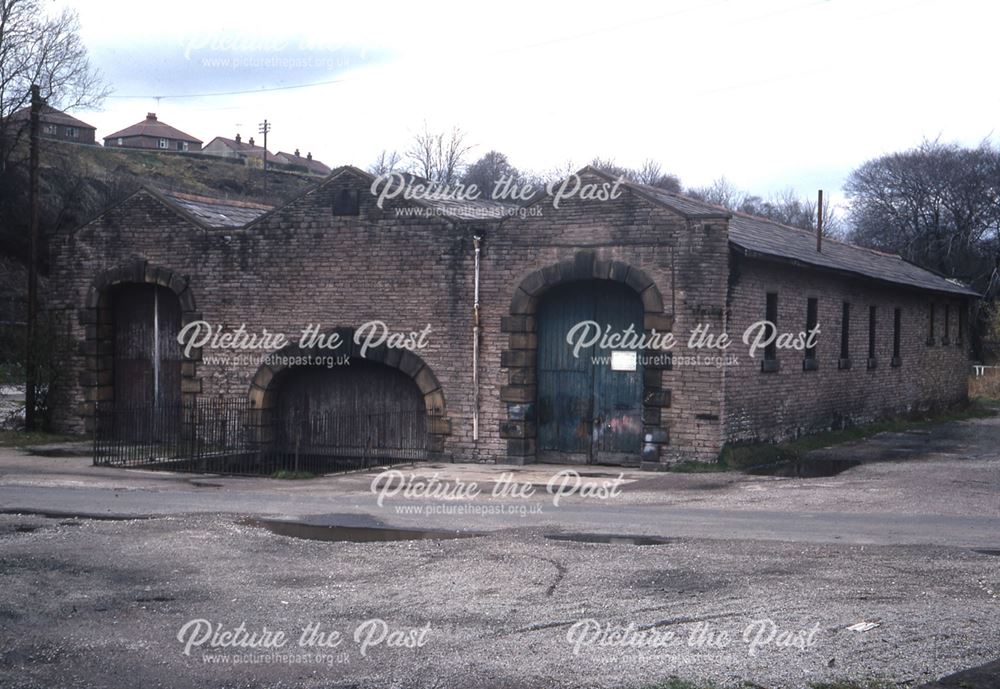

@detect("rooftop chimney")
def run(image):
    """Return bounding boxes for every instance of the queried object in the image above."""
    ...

[294,148,300,157]
[235,133,241,143]
[307,152,312,161]
[146,112,157,120]
[816,189,824,253]
[248,136,255,146]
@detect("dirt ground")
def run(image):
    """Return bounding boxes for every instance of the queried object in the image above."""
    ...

[1,415,999,688]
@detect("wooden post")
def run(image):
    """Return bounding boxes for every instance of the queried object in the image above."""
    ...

[25,85,42,430]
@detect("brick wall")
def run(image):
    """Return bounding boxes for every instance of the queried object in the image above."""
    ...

[723,254,971,443]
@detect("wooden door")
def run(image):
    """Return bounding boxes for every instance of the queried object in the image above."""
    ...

[536,281,643,465]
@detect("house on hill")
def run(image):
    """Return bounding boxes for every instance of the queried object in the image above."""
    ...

[47,166,977,469]
[202,134,275,168]
[104,113,202,152]
[7,104,97,145]
[275,149,331,176]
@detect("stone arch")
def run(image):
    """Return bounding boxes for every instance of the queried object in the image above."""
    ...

[78,260,200,431]
[248,328,450,455]
[499,250,673,465]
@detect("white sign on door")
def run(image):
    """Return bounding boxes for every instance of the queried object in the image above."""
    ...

[610,350,638,372]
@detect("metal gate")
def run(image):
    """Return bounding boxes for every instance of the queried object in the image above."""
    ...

[536,281,644,464]
[93,397,429,475]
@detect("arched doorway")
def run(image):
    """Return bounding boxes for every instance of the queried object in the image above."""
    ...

[500,251,672,466]
[108,283,183,409]
[536,281,644,464]
[270,359,428,460]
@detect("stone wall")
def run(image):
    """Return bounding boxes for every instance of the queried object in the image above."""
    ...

[723,254,971,444]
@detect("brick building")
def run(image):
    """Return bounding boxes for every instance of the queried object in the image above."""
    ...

[7,104,97,145]
[104,113,202,152]
[46,166,976,467]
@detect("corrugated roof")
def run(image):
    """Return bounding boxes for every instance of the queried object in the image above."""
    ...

[727,212,979,296]
[104,113,202,143]
[159,190,273,228]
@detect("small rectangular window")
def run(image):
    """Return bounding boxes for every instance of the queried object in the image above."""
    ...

[803,297,818,370]
[158,138,168,149]
[942,304,950,345]
[117,137,123,146]
[867,305,877,369]
[892,307,901,367]
[332,188,361,216]
[762,292,779,372]
[927,303,935,345]
[839,302,851,369]
[67,126,78,138]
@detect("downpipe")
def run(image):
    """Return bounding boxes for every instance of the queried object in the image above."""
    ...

[472,235,482,443]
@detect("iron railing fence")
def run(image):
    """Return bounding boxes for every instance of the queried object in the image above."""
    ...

[93,398,428,476]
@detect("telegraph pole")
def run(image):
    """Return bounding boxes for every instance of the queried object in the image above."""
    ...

[25,85,42,431]
[258,119,270,197]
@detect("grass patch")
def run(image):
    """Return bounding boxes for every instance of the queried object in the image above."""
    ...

[271,469,316,480]
[719,399,996,472]
[0,429,83,448]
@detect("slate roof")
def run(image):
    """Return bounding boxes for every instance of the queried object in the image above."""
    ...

[599,171,978,297]
[8,104,96,130]
[105,113,202,143]
[726,213,978,296]
[159,190,273,229]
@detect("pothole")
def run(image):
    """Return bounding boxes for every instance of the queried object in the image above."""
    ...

[239,518,480,543]
[545,532,672,546]
[746,459,861,478]
[973,549,1000,557]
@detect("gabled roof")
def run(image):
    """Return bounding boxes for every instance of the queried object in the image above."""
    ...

[277,151,332,176]
[104,113,202,143]
[8,104,96,130]
[204,136,272,158]
[158,190,273,228]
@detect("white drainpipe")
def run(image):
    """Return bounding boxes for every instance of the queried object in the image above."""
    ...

[472,236,482,442]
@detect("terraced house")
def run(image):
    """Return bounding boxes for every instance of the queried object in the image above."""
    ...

[46,166,977,469]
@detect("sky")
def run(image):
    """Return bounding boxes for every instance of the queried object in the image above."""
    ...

[61,0,1000,205]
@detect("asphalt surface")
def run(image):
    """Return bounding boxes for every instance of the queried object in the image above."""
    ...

[1,414,999,688]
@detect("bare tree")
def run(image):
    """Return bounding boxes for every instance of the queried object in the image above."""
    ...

[404,123,475,185]
[588,157,682,192]
[0,0,109,169]
[461,150,522,197]
[368,149,402,176]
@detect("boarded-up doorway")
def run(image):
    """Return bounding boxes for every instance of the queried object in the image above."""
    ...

[110,283,182,409]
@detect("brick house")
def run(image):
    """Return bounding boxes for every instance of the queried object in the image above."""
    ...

[104,113,202,152]
[46,166,976,467]
[202,134,273,168]
[7,104,97,145]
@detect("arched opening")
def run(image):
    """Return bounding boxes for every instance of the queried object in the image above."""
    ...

[270,359,428,462]
[500,251,672,467]
[107,283,183,409]
[536,281,645,464]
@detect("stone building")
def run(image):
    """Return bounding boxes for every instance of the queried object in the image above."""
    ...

[46,166,976,467]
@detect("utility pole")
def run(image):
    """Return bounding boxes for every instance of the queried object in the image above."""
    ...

[258,119,270,197]
[25,85,42,431]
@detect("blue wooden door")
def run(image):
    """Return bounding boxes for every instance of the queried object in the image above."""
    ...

[536,281,643,464]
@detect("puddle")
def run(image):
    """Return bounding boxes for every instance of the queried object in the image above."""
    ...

[239,518,479,543]
[545,532,672,546]
[0,509,150,521]
[973,549,1000,557]
[746,459,861,478]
